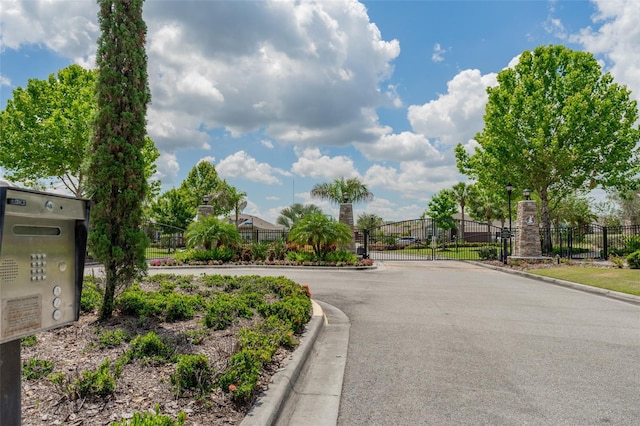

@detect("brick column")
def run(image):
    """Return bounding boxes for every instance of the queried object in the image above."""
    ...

[513,200,541,257]
[339,202,356,252]
[197,205,214,219]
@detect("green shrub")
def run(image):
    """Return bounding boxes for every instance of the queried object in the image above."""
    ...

[22,357,54,380]
[111,405,186,426]
[258,297,310,333]
[627,250,640,269]
[218,350,262,402]
[171,354,214,396]
[204,293,254,330]
[21,335,37,347]
[477,247,498,260]
[158,280,176,295]
[50,358,121,399]
[97,328,128,348]
[116,285,165,318]
[624,235,640,253]
[165,293,202,322]
[270,239,288,260]
[175,247,236,263]
[285,250,316,262]
[250,241,270,260]
[81,277,103,313]
[324,249,358,263]
[127,331,174,363]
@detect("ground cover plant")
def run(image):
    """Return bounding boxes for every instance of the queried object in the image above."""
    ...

[20,273,312,425]
[527,266,640,296]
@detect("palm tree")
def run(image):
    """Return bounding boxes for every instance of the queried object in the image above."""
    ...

[310,177,373,251]
[277,203,323,229]
[310,177,373,205]
[356,213,384,230]
[288,212,353,259]
[451,182,474,242]
[209,180,247,228]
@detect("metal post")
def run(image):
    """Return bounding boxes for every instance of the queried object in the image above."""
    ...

[363,229,369,259]
[0,340,21,426]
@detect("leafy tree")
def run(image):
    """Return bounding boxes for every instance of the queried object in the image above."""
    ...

[456,45,640,251]
[89,0,151,320]
[288,212,352,259]
[424,189,458,230]
[277,203,323,229]
[551,194,597,228]
[467,185,505,240]
[0,65,160,199]
[208,180,247,228]
[356,213,384,230]
[185,216,241,250]
[310,177,373,205]
[608,189,640,226]
[179,161,223,212]
[150,188,195,229]
[451,182,474,241]
[0,65,94,196]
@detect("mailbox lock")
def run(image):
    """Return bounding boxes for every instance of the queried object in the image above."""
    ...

[52,310,62,321]
[45,200,54,211]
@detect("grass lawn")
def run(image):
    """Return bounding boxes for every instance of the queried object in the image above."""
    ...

[528,267,640,296]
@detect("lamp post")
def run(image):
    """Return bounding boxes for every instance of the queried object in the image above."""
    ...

[506,183,513,257]
[523,188,531,200]
[203,195,209,205]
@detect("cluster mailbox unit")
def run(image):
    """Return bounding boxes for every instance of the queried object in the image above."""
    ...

[0,185,90,424]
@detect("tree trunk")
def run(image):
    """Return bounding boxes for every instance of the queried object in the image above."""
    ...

[99,264,116,320]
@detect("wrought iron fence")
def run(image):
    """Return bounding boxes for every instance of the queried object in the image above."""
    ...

[144,222,186,260]
[359,219,504,261]
[540,224,640,259]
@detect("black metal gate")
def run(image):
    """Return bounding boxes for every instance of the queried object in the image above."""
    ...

[357,218,504,261]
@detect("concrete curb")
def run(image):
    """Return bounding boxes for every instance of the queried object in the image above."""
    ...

[469,261,640,306]
[241,300,325,426]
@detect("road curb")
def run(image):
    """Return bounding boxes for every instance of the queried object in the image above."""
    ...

[241,299,325,426]
[469,261,640,306]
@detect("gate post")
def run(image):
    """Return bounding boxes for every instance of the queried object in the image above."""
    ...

[602,226,608,259]
[363,229,369,259]
[567,228,573,259]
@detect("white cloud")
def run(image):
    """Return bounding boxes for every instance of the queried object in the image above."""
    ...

[261,139,274,149]
[0,0,98,64]
[407,69,498,148]
[572,0,640,102]
[432,43,446,62]
[355,131,443,163]
[291,147,359,179]
[155,152,180,185]
[217,151,289,184]
[0,75,10,86]
[364,161,460,198]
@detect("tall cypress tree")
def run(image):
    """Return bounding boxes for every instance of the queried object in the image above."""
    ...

[89,0,150,319]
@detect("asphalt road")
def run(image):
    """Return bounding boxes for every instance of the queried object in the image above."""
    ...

[151,261,640,425]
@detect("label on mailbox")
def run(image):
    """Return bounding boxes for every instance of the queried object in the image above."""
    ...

[2,295,42,339]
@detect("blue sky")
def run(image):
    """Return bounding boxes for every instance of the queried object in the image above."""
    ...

[1,0,638,225]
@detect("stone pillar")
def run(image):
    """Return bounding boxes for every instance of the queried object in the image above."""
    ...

[338,202,356,252]
[513,200,542,258]
[197,205,214,220]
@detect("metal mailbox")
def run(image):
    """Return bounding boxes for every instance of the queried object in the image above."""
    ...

[0,186,90,343]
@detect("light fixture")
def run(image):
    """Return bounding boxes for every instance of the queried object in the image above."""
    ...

[506,183,513,195]
[342,193,349,203]
[203,195,210,205]
[523,188,531,200]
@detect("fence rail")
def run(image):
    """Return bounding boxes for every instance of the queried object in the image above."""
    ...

[540,224,640,260]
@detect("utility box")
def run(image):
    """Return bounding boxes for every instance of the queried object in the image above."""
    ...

[0,186,90,343]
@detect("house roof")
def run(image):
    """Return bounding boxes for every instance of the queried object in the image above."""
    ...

[233,213,286,231]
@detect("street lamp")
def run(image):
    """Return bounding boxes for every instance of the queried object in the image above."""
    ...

[342,192,349,203]
[523,188,531,200]
[203,194,210,205]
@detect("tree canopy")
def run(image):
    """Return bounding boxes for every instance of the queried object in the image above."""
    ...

[0,64,160,199]
[310,177,373,205]
[277,203,323,229]
[0,65,94,196]
[424,189,458,230]
[89,0,150,320]
[456,45,640,249]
